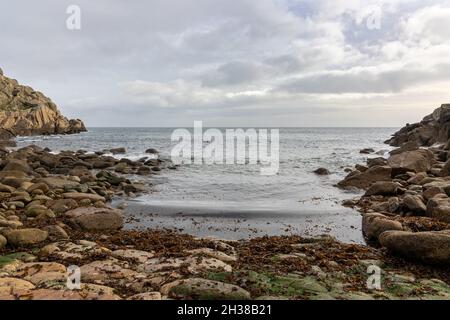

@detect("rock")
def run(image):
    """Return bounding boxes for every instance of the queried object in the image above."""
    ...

[110,147,126,155]
[439,160,450,176]
[142,256,232,274]
[386,104,450,147]
[42,225,69,241]
[364,181,399,196]
[145,148,159,154]
[80,260,143,283]
[313,168,330,175]
[0,277,35,300]
[48,198,78,214]
[26,205,53,218]
[407,172,428,185]
[388,149,434,173]
[2,159,31,174]
[423,187,446,201]
[337,166,392,189]
[403,195,427,214]
[27,288,121,300]
[65,206,124,231]
[360,148,375,154]
[379,230,450,265]
[0,234,6,249]
[161,278,250,300]
[0,70,86,137]
[0,183,15,193]
[3,228,48,246]
[362,213,403,241]
[390,141,419,155]
[187,248,237,263]
[367,157,388,167]
[40,177,80,190]
[128,292,162,300]
[112,249,154,264]
[426,197,450,223]
[63,192,106,202]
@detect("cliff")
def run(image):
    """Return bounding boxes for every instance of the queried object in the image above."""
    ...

[385,104,450,147]
[0,68,86,140]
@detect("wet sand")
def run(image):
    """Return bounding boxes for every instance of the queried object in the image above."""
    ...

[115,199,365,244]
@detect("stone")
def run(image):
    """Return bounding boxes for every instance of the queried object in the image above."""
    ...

[0,234,6,249]
[3,228,48,246]
[313,168,330,175]
[80,260,143,283]
[0,183,15,193]
[403,195,427,214]
[42,225,69,240]
[379,230,450,265]
[0,277,35,300]
[112,249,154,264]
[65,206,124,231]
[145,148,159,154]
[39,177,80,190]
[63,192,106,202]
[127,292,162,300]
[110,147,126,155]
[27,289,121,300]
[426,197,450,222]
[362,213,403,241]
[161,278,250,300]
[142,256,232,274]
[364,181,399,196]
[187,248,237,263]
[388,149,434,173]
[337,166,392,189]
[367,157,388,167]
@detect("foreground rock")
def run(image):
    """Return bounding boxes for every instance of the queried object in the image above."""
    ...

[338,166,392,189]
[379,230,450,265]
[65,207,124,231]
[2,228,48,246]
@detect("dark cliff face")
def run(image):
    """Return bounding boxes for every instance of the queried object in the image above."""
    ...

[0,68,86,140]
[385,104,450,147]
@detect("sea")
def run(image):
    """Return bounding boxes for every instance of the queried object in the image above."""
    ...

[15,127,396,243]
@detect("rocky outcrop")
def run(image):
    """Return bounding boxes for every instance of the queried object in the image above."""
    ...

[0,69,86,138]
[386,104,450,147]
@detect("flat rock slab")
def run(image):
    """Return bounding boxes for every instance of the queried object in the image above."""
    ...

[3,228,48,246]
[161,278,250,300]
[65,207,123,231]
[63,192,106,202]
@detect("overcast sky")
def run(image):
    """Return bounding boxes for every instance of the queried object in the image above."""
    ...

[1,0,450,127]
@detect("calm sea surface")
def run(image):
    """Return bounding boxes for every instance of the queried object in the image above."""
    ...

[16,127,396,243]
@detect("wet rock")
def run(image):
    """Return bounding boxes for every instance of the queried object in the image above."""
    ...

[367,157,388,167]
[426,197,450,223]
[338,166,392,189]
[313,168,330,175]
[39,177,80,190]
[145,148,159,154]
[360,148,375,154]
[362,213,403,241]
[379,230,450,265]
[388,149,434,173]
[110,147,126,155]
[403,195,427,214]
[161,278,250,300]
[65,206,123,231]
[2,228,48,246]
[0,183,16,193]
[42,225,69,241]
[364,181,399,196]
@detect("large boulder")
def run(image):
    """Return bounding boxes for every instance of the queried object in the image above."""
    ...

[379,230,450,265]
[65,207,123,231]
[2,228,48,246]
[337,166,392,189]
[403,195,427,214]
[364,181,399,196]
[362,213,403,241]
[426,197,450,223]
[387,149,434,173]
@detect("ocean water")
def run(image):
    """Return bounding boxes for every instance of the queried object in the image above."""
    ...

[16,127,396,243]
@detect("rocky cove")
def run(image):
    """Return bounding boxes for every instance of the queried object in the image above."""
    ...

[1,71,450,300]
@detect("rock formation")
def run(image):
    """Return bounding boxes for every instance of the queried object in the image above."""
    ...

[0,68,86,140]
[386,103,450,147]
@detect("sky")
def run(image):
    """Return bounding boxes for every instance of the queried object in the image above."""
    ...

[1,0,450,127]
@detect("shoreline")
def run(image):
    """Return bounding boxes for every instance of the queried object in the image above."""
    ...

[1,121,450,299]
